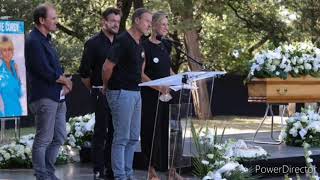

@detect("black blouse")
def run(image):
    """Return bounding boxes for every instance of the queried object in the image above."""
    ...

[142,39,172,80]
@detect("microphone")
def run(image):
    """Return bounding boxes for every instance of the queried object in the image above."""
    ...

[156,35,182,46]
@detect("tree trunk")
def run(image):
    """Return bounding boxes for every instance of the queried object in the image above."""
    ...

[116,0,133,32]
[133,0,144,9]
[167,0,212,119]
[184,30,212,119]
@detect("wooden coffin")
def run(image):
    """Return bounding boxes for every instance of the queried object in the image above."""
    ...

[247,76,320,103]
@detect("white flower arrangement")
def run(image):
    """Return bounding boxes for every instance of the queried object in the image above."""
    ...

[65,113,95,149]
[225,140,268,161]
[280,109,320,147]
[202,162,248,180]
[0,134,69,168]
[248,42,320,79]
[191,125,259,180]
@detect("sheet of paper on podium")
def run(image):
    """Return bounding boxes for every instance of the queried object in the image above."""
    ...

[139,71,226,91]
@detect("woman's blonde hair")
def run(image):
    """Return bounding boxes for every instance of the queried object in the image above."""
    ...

[0,36,14,51]
[152,11,168,25]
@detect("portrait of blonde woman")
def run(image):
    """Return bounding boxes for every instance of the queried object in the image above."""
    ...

[0,35,22,117]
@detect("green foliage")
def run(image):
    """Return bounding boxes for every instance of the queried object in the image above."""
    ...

[191,123,226,177]
[2,0,320,75]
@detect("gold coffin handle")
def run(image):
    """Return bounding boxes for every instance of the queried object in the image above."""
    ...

[276,88,288,95]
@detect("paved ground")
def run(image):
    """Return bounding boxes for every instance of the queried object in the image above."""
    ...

[0,115,315,180]
[0,162,305,180]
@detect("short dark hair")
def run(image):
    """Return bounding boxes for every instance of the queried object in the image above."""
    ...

[131,8,151,24]
[102,7,121,20]
[33,3,55,25]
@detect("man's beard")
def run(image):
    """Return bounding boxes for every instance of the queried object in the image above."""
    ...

[107,27,118,35]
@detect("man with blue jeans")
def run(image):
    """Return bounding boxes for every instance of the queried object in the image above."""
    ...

[102,8,152,180]
[25,3,72,180]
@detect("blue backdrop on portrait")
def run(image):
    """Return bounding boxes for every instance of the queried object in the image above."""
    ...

[0,20,27,117]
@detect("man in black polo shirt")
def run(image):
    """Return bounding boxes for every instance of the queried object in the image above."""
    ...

[79,7,121,180]
[102,8,152,180]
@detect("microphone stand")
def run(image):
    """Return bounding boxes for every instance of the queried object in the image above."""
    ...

[162,39,206,70]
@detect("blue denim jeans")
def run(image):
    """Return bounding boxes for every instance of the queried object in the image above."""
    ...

[30,98,67,180]
[106,90,141,180]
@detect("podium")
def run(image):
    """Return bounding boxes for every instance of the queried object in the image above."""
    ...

[139,71,225,172]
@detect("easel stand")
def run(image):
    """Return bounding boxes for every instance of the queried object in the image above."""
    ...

[253,104,288,145]
[0,117,21,142]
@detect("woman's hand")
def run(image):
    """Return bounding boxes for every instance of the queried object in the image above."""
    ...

[159,86,170,94]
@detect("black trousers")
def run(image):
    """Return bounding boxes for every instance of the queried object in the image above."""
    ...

[91,89,113,173]
[141,87,169,171]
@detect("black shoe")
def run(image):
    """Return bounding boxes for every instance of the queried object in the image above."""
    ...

[105,170,114,179]
[93,171,105,180]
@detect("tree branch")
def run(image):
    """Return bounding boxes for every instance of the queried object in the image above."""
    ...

[248,34,270,53]
[57,23,85,41]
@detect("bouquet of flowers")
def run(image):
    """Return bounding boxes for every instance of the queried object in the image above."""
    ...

[279,109,320,147]
[65,113,95,149]
[0,134,69,168]
[191,125,261,180]
[248,42,320,80]
[225,140,268,162]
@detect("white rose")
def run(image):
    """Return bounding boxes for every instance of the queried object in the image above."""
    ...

[207,154,214,159]
[75,131,83,138]
[304,63,312,70]
[201,160,210,165]
[306,157,313,163]
[299,65,304,70]
[293,121,302,129]
[3,153,10,160]
[313,66,319,72]
[309,135,313,138]
[267,59,272,64]
[75,126,81,132]
[272,59,281,65]
[291,57,297,65]
[301,115,308,123]
[70,142,76,147]
[297,58,304,64]
[66,123,71,134]
[289,128,298,137]
[25,147,31,155]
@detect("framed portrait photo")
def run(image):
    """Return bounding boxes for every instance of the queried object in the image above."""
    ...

[0,20,27,117]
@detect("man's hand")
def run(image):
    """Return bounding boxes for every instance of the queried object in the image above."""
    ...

[57,75,73,91]
[101,85,107,95]
[62,85,71,95]
[65,76,73,91]
[81,78,91,91]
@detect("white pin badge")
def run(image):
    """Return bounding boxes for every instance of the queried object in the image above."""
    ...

[153,57,159,63]
[141,51,145,58]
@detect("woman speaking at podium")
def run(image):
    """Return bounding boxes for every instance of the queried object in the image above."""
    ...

[141,11,182,180]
